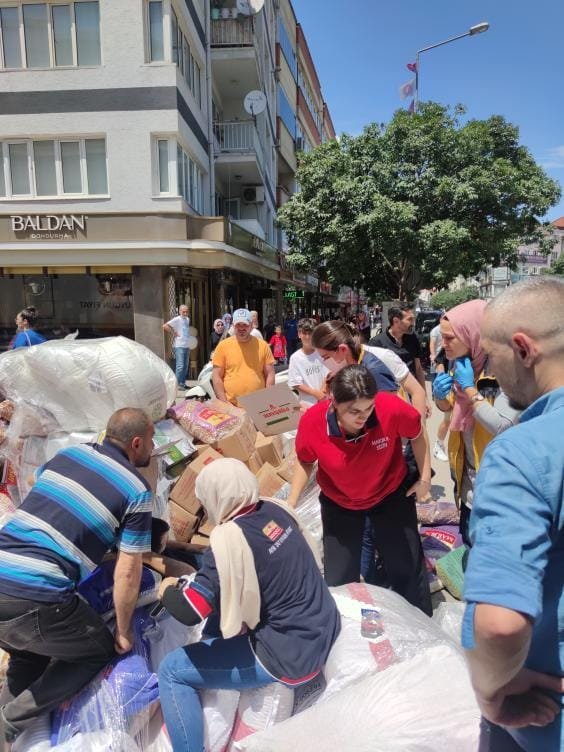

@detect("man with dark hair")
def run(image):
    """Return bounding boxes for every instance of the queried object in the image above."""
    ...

[369,303,426,389]
[0,408,155,744]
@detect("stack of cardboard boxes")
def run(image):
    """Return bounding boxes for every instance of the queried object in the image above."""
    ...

[164,400,297,548]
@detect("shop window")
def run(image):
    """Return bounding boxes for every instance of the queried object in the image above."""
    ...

[0,2,101,69]
[0,137,108,199]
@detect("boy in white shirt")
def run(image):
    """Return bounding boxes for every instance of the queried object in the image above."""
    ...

[288,319,328,407]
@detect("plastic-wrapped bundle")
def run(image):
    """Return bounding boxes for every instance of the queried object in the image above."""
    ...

[50,610,159,749]
[433,601,466,644]
[228,684,295,751]
[169,399,247,445]
[274,472,322,562]
[237,644,479,752]
[203,689,240,752]
[0,336,177,433]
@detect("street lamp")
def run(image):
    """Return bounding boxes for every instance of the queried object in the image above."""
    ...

[414,22,489,111]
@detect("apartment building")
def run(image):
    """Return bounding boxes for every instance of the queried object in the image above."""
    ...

[0,0,333,362]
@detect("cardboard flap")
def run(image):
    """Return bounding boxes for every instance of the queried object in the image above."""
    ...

[238,384,301,436]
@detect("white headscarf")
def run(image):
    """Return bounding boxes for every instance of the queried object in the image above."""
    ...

[195,458,321,639]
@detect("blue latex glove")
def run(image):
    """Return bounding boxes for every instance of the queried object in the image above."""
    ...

[454,356,475,390]
[432,373,454,400]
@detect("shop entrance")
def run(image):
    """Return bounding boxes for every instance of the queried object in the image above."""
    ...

[175,272,211,370]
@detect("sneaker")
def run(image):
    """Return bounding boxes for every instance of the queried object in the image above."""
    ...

[433,440,448,462]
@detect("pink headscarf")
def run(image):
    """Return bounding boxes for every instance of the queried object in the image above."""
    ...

[442,299,487,432]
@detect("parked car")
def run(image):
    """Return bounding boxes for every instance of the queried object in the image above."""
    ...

[415,310,443,370]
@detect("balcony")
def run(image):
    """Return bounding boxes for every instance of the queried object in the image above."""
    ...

[211,16,254,47]
[214,120,266,184]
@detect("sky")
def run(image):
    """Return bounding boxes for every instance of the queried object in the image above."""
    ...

[291,0,564,221]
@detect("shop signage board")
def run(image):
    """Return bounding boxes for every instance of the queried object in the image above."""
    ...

[10,214,87,240]
[283,289,304,299]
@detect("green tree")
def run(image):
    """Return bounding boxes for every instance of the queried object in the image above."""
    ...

[541,255,564,276]
[430,286,480,310]
[278,103,561,300]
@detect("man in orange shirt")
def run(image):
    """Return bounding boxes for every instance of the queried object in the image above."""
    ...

[212,309,275,404]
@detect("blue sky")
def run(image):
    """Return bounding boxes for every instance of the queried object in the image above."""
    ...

[291,0,564,221]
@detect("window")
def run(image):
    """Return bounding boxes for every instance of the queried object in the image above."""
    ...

[157,139,205,213]
[277,16,296,80]
[298,65,322,134]
[0,2,101,69]
[0,137,108,198]
[170,7,203,108]
[148,0,163,61]
[277,84,296,138]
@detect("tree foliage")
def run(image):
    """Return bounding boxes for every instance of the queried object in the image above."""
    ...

[278,103,561,300]
[430,286,480,310]
[541,254,564,276]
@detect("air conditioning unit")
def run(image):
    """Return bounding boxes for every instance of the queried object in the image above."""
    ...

[242,186,265,203]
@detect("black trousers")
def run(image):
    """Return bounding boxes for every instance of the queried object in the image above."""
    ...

[478,718,525,751]
[320,485,433,616]
[0,592,115,739]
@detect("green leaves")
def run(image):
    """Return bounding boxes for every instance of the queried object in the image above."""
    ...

[277,102,562,299]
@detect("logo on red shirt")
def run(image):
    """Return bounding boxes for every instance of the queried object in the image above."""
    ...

[262,520,284,541]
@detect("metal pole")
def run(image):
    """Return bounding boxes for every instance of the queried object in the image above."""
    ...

[414,30,472,113]
[414,51,420,112]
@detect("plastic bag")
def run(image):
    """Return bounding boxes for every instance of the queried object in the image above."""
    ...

[237,645,480,752]
[228,683,295,751]
[203,689,240,752]
[169,399,245,444]
[433,601,466,644]
[78,562,162,621]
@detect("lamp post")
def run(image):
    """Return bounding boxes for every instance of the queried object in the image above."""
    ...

[414,22,489,112]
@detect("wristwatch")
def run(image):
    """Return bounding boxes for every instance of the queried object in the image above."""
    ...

[470,393,485,404]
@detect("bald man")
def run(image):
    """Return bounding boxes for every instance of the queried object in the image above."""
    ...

[462,277,564,752]
[0,408,154,743]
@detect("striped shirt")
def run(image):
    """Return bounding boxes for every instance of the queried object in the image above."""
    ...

[0,440,152,603]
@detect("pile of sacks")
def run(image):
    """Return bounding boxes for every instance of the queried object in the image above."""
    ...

[13,585,477,752]
[416,499,467,600]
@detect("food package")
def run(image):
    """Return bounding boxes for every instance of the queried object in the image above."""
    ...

[420,525,463,560]
[435,546,468,600]
[275,450,296,483]
[152,419,196,468]
[169,502,201,542]
[0,337,177,433]
[254,432,284,468]
[214,420,257,462]
[197,517,215,537]
[417,499,460,526]
[169,448,222,516]
[0,400,14,422]
[255,463,285,498]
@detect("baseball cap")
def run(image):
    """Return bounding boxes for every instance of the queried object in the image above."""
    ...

[232,308,252,325]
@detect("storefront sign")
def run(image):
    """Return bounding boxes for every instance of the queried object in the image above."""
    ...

[10,214,87,239]
[283,289,304,299]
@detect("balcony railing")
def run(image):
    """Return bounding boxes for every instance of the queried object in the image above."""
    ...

[214,120,265,174]
[211,16,254,46]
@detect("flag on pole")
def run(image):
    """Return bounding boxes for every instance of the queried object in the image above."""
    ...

[407,99,415,113]
[406,61,417,73]
[399,78,415,100]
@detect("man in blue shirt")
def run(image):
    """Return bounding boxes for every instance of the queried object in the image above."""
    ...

[462,277,564,751]
[0,408,154,743]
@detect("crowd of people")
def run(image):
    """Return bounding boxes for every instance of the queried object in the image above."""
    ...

[0,277,563,752]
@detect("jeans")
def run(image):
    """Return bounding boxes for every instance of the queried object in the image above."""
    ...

[479,718,525,751]
[319,485,432,616]
[175,347,189,388]
[0,592,115,740]
[158,635,275,752]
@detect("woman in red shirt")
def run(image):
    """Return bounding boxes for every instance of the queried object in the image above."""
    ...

[288,364,432,615]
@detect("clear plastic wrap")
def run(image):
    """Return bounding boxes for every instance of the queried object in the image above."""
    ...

[237,645,480,752]
[50,610,159,750]
[228,684,295,752]
[432,601,466,644]
[273,472,322,562]
[169,399,246,444]
[0,337,177,434]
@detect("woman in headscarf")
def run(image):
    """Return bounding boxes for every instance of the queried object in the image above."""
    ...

[210,318,225,354]
[157,459,340,752]
[432,299,520,544]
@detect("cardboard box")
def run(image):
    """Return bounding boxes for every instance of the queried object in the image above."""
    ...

[190,533,211,548]
[254,432,284,468]
[256,462,286,498]
[213,416,257,462]
[276,450,296,483]
[169,502,200,542]
[238,384,301,436]
[244,449,264,475]
[197,518,215,537]
[169,447,222,515]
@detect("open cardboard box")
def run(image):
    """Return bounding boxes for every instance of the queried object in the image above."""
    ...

[238,384,301,436]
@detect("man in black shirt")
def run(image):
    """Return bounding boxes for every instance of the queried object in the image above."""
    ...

[369,303,425,385]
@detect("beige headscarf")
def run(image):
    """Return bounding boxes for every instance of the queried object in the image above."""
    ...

[195,458,321,639]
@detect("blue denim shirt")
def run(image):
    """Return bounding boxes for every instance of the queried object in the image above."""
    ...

[462,387,564,751]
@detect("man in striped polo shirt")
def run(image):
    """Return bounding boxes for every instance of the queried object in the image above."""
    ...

[0,408,154,743]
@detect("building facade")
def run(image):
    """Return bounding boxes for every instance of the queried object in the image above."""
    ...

[0,0,333,364]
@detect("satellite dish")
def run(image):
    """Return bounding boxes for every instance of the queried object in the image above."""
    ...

[244,90,267,116]
[236,0,264,15]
